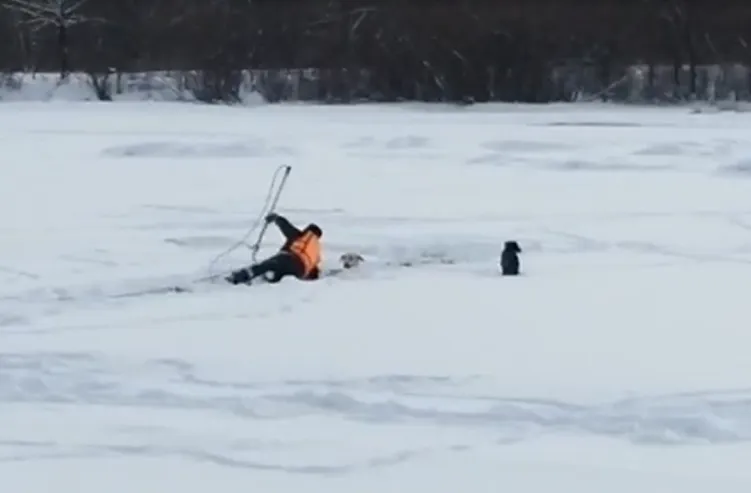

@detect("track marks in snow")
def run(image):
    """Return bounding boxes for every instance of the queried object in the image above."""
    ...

[0,438,421,475]
[718,158,751,177]
[2,352,751,448]
[343,135,440,161]
[553,160,673,172]
[461,135,744,174]
[343,135,431,150]
[0,314,27,327]
[0,265,40,281]
[101,139,296,159]
[482,140,570,153]
[632,140,734,157]
[97,131,749,180]
[164,236,235,250]
[140,204,221,215]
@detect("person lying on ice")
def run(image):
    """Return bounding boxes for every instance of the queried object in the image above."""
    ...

[226,213,322,285]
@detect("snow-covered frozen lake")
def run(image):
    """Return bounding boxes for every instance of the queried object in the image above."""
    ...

[3,101,751,492]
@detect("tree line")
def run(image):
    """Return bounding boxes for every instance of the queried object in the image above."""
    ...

[1,0,750,103]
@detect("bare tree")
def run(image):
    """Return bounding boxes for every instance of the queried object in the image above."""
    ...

[0,0,750,104]
[0,0,94,77]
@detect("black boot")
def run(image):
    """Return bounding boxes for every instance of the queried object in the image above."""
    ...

[226,267,252,285]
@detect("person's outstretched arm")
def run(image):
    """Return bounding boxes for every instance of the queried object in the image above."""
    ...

[266,213,301,240]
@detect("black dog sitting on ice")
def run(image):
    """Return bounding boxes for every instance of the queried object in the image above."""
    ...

[500,241,522,276]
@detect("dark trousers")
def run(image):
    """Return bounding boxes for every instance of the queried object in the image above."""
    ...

[227,252,303,285]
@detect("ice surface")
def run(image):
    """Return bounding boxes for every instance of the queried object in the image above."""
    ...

[3,101,751,492]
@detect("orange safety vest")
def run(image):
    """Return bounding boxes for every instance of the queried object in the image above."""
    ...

[288,231,321,277]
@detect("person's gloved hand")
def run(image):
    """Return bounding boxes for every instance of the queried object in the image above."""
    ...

[265,213,279,223]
